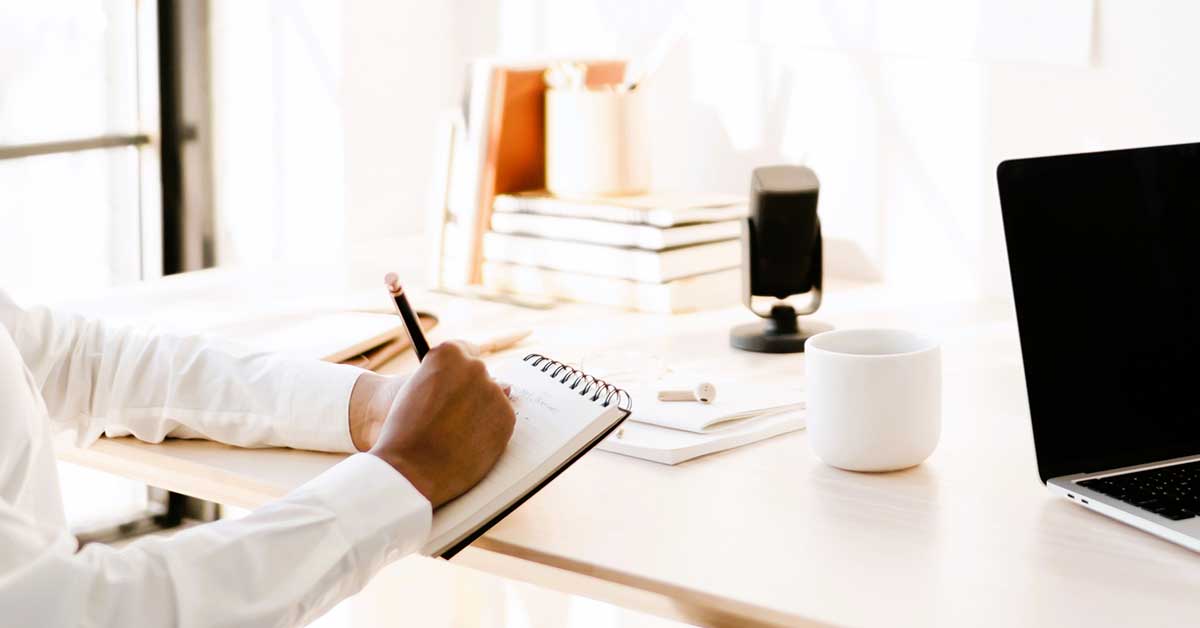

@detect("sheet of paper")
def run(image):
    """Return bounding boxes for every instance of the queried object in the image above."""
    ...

[624,383,804,433]
[599,409,806,465]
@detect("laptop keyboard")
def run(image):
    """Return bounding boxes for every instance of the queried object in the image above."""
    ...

[1078,460,1200,521]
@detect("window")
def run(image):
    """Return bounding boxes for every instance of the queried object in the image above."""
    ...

[1,0,215,536]
[0,1,162,304]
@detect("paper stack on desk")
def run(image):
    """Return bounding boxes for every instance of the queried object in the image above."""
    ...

[482,192,746,313]
[598,384,805,465]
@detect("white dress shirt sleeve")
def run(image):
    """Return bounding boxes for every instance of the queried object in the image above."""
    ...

[0,291,434,627]
[0,294,363,452]
[1,454,431,628]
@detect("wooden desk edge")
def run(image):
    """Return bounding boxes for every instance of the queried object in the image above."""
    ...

[56,439,286,511]
[459,540,825,628]
[58,439,822,627]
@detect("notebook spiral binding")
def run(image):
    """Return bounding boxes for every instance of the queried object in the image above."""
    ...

[522,354,633,412]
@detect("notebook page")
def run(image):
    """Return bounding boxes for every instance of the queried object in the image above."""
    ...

[423,357,625,555]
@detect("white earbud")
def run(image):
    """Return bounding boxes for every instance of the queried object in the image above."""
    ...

[657,382,717,404]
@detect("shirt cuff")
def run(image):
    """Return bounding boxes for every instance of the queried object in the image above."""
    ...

[280,359,364,453]
[295,453,432,561]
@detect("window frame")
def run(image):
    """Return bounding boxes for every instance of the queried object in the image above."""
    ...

[0,0,220,543]
[0,0,217,278]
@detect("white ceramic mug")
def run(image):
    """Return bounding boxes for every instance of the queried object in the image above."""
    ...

[805,329,941,472]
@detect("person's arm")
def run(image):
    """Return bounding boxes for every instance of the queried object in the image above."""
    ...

[0,454,429,628]
[0,293,372,452]
[1,341,514,627]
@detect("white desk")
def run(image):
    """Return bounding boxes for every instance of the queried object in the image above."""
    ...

[54,263,1200,627]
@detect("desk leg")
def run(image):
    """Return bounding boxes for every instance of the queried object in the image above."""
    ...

[74,489,219,546]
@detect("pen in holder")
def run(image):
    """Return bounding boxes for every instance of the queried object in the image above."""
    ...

[545,80,650,197]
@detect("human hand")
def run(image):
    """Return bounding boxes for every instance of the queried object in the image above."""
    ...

[366,342,516,507]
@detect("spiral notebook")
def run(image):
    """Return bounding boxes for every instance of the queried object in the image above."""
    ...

[428,354,632,558]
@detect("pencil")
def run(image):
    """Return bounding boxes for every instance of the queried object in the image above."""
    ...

[384,272,430,361]
[472,329,532,355]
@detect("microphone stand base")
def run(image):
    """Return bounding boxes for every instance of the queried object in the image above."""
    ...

[730,310,832,353]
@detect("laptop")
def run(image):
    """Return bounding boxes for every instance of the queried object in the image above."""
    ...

[998,141,1200,552]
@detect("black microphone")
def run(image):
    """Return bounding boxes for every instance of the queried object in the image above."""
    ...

[730,165,832,353]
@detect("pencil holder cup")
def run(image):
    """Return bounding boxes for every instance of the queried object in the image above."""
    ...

[545,87,650,197]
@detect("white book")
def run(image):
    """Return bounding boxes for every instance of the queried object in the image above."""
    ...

[217,312,404,364]
[490,212,741,250]
[434,63,497,289]
[599,410,805,465]
[494,191,747,227]
[427,109,464,288]
[482,262,739,313]
[424,355,630,557]
[482,232,741,283]
[595,380,805,464]
[622,385,805,434]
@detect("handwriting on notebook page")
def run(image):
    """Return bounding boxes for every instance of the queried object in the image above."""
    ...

[510,385,561,421]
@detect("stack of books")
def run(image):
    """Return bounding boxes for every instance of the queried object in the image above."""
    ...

[481,191,746,313]
[429,58,626,288]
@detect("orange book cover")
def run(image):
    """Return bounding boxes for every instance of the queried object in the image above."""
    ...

[468,60,626,284]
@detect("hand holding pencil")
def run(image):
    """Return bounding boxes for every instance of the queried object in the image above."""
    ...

[383,272,531,363]
[382,272,517,402]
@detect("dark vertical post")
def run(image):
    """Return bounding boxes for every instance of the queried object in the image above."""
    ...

[157,0,184,275]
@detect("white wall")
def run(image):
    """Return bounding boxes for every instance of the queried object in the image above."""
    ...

[210,0,497,267]
[212,1,1200,301]
[210,0,347,266]
[494,0,1200,301]
[341,0,498,245]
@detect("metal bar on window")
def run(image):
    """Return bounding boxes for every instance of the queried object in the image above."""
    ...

[0,134,151,161]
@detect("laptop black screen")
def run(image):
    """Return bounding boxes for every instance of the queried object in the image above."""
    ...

[998,142,1200,483]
